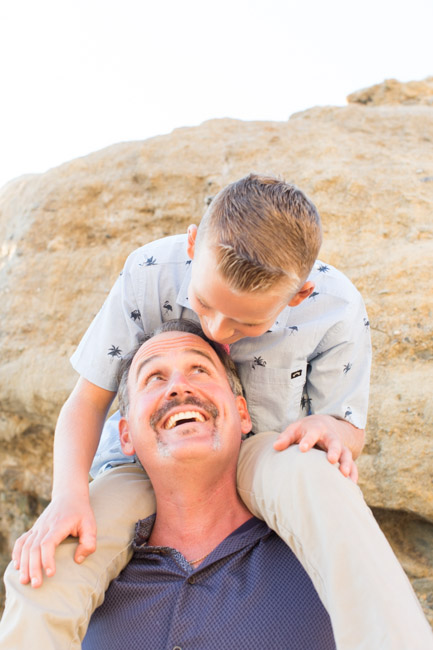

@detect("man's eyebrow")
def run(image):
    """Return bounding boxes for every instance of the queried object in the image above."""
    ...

[186,347,218,367]
[134,355,162,380]
[133,347,217,379]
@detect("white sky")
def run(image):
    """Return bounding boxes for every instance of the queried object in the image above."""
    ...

[1,0,432,190]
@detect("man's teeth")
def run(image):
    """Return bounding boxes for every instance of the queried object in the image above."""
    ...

[165,411,206,430]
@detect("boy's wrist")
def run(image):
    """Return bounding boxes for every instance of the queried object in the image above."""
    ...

[52,477,91,501]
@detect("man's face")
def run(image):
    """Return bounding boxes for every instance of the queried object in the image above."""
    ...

[187,240,291,346]
[119,332,251,470]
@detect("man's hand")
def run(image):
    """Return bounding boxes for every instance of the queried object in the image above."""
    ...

[12,495,97,588]
[273,414,365,483]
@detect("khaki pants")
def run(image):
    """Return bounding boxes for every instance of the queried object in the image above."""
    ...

[1,433,432,649]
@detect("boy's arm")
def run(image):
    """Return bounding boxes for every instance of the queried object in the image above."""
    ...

[12,377,116,588]
[272,283,371,482]
[273,414,365,483]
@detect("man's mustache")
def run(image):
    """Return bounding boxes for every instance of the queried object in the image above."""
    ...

[150,396,219,430]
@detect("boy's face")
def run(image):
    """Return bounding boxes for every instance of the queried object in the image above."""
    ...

[187,229,292,345]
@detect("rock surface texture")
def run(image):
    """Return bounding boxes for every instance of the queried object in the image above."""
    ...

[1,78,432,624]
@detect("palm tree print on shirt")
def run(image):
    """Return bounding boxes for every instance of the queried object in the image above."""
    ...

[108,345,122,359]
[252,356,267,369]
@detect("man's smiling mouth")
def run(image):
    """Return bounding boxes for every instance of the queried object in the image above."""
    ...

[164,411,206,430]
[150,397,218,433]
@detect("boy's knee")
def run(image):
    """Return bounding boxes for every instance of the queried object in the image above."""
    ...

[89,464,155,526]
[239,431,331,481]
[3,560,21,595]
[281,445,332,475]
[239,433,360,502]
[268,445,340,491]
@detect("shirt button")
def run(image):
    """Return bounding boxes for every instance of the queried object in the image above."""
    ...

[187,576,195,584]
[173,646,182,650]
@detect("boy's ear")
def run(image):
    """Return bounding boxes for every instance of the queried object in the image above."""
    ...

[235,396,252,435]
[186,224,198,259]
[119,417,136,456]
[288,281,315,307]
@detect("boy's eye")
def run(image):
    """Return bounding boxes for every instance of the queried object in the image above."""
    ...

[196,296,209,310]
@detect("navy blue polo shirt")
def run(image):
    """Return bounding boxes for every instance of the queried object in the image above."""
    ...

[83,516,336,650]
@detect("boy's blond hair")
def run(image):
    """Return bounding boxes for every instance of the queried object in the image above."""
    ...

[197,173,322,296]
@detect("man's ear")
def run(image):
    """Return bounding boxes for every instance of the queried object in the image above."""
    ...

[288,281,315,307]
[119,417,136,456]
[186,224,198,260]
[235,396,252,435]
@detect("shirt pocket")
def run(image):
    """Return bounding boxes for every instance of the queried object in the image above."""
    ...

[239,362,307,434]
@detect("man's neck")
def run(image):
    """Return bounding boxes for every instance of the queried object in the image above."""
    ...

[147,471,251,564]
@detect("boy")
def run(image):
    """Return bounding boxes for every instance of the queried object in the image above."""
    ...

[2,174,427,649]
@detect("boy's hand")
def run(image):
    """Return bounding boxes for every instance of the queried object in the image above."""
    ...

[12,494,96,588]
[273,414,364,483]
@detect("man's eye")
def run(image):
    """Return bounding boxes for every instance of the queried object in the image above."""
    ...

[191,366,208,375]
[145,374,165,385]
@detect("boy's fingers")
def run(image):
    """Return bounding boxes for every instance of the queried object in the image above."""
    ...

[18,535,34,585]
[326,438,342,464]
[38,520,78,578]
[273,425,299,450]
[12,530,31,569]
[273,436,290,450]
[40,537,60,578]
[337,447,353,477]
[74,518,97,563]
[349,462,359,484]
[74,535,97,563]
[298,430,320,452]
[28,543,44,588]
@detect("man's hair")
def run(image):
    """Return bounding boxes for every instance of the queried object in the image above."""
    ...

[196,173,322,295]
[117,319,243,417]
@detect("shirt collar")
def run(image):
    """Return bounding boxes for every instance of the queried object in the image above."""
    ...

[132,514,270,563]
[176,261,192,309]
[133,514,156,550]
[266,305,291,332]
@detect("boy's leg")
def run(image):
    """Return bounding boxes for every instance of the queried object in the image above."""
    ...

[0,463,154,650]
[237,431,433,650]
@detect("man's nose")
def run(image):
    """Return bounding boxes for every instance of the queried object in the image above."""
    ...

[207,316,234,342]
[164,371,193,399]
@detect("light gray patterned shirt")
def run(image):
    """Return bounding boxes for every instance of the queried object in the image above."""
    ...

[70,234,371,476]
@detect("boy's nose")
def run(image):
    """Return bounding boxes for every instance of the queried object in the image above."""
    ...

[206,316,234,342]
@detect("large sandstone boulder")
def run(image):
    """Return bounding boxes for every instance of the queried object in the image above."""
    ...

[348,76,433,106]
[1,77,432,622]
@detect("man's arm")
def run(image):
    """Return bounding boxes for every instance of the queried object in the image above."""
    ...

[273,414,364,482]
[12,377,116,587]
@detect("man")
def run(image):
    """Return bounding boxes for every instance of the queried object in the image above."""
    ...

[81,319,432,650]
[82,319,336,649]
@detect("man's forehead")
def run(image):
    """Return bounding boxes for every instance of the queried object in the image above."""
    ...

[132,331,219,367]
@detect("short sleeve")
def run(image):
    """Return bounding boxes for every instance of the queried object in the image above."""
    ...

[306,291,371,429]
[70,250,146,391]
